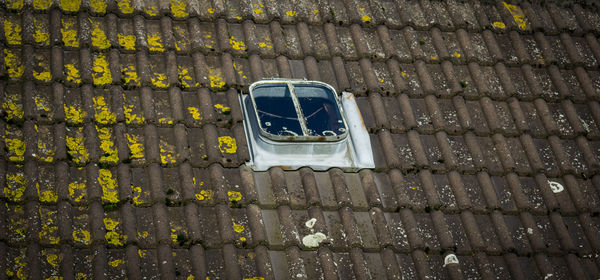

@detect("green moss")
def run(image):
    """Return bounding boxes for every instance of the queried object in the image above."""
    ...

[103,203,118,211]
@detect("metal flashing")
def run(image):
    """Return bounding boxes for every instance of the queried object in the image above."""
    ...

[240,80,375,171]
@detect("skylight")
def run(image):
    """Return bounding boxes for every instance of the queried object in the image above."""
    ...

[240,79,374,171]
[250,81,348,141]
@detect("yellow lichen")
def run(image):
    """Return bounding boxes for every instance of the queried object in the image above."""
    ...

[33,69,51,82]
[170,0,189,18]
[37,183,58,203]
[118,33,136,51]
[33,18,50,45]
[90,20,111,50]
[131,186,144,205]
[68,182,86,202]
[187,107,202,121]
[37,140,55,163]
[208,67,226,88]
[72,229,91,245]
[61,19,79,47]
[5,138,25,162]
[121,65,140,86]
[92,54,112,85]
[60,0,81,12]
[65,64,82,84]
[147,34,165,52]
[97,126,119,165]
[105,230,126,246]
[312,9,319,14]
[138,231,149,239]
[116,0,133,14]
[218,136,237,154]
[5,250,27,279]
[208,8,215,14]
[227,191,242,202]
[195,190,212,201]
[43,251,61,267]
[92,96,116,125]
[4,49,24,78]
[285,11,296,17]
[151,73,169,88]
[452,52,461,58]
[33,0,52,10]
[170,228,179,243]
[254,8,263,14]
[5,173,26,202]
[126,133,144,159]
[492,21,506,29]
[195,189,213,201]
[99,169,119,204]
[203,33,215,49]
[123,101,144,124]
[159,139,176,165]
[7,0,24,9]
[258,36,272,49]
[89,0,107,13]
[214,104,230,114]
[66,133,89,165]
[229,36,246,50]
[4,19,22,45]
[502,2,527,30]
[158,117,173,125]
[233,223,244,233]
[64,104,85,124]
[34,97,51,114]
[361,15,372,23]
[2,93,23,120]
[38,208,60,244]
[7,206,27,243]
[178,66,196,88]
[145,6,159,16]
[108,259,125,267]
[104,217,119,230]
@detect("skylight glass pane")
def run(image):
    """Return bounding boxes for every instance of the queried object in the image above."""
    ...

[295,85,347,137]
[253,84,303,137]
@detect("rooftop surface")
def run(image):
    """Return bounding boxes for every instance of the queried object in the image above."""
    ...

[1,0,600,279]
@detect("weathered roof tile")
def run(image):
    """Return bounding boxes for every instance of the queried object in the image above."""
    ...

[3,1,600,279]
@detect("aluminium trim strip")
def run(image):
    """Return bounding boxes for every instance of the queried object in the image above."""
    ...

[287,82,310,136]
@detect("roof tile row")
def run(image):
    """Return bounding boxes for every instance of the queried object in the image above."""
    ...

[0,202,598,278]
[5,0,596,35]
[2,161,599,239]
[3,12,600,65]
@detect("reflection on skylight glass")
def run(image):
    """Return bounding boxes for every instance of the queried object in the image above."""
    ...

[253,84,303,137]
[295,85,347,137]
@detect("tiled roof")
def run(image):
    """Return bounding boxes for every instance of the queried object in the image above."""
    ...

[1,0,600,279]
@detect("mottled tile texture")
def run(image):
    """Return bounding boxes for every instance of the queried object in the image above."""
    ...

[1,0,600,279]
